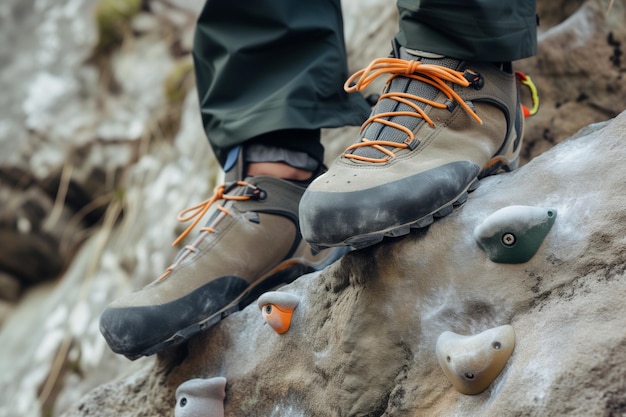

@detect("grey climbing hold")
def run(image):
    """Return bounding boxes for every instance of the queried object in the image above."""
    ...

[436,325,515,395]
[474,205,557,263]
[175,377,226,417]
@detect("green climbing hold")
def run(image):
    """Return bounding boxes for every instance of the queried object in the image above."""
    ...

[473,206,557,264]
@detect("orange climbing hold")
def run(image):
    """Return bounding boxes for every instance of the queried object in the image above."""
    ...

[257,291,301,334]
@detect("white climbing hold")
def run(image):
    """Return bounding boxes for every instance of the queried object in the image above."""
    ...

[436,325,515,395]
[175,377,227,417]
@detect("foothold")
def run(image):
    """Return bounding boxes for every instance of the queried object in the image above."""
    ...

[257,291,300,334]
[474,205,557,263]
[175,377,226,417]
[436,325,515,395]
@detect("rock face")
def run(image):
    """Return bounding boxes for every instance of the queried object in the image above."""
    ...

[519,0,626,162]
[64,113,626,416]
[0,0,203,301]
[1,0,625,416]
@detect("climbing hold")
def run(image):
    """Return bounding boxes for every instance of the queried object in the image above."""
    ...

[257,291,300,334]
[474,205,557,263]
[175,377,226,417]
[436,325,515,395]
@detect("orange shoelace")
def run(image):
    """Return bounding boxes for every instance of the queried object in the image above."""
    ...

[343,57,483,163]
[156,181,260,281]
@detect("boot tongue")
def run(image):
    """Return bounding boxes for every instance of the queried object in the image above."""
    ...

[351,47,462,160]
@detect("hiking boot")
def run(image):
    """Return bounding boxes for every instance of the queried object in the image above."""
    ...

[100,174,346,360]
[300,42,524,249]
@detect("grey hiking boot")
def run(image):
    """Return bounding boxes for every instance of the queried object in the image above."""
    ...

[300,42,524,249]
[100,173,345,360]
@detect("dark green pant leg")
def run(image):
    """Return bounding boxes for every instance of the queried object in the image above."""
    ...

[193,0,370,167]
[396,0,537,62]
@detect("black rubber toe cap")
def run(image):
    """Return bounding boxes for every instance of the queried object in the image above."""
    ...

[99,275,249,358]
[300,161,480,246]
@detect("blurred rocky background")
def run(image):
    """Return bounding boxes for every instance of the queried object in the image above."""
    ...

[0,0,624,416]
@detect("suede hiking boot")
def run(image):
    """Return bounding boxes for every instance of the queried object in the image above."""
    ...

[300,43,524,249]
[100,174,345,360]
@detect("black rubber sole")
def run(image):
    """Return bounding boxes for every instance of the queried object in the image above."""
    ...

[328,178,480,251]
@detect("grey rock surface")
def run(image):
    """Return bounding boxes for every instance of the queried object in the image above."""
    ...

[63,112,626,416]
